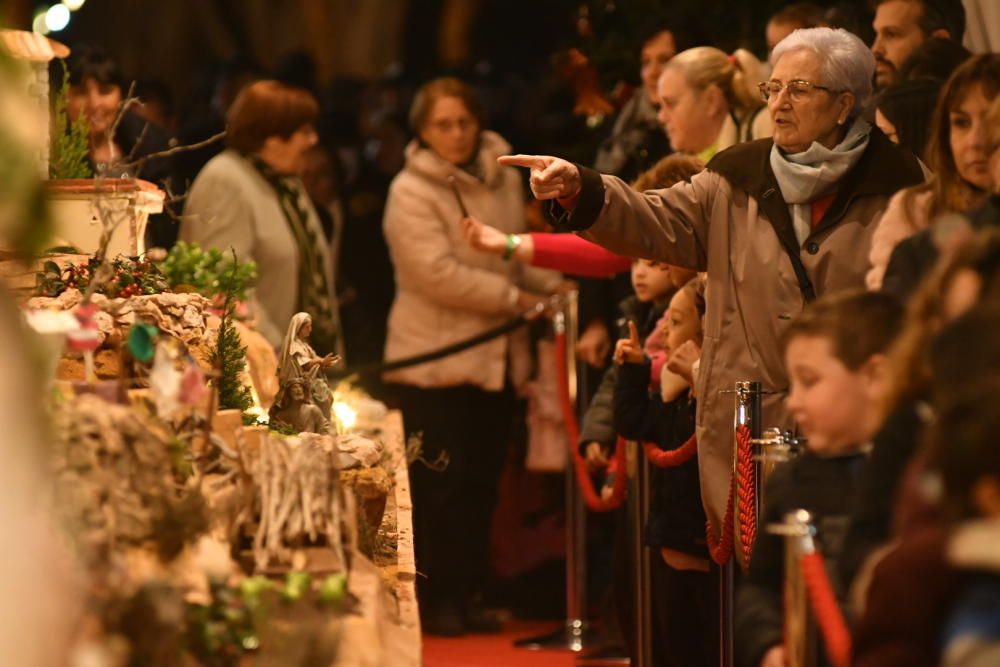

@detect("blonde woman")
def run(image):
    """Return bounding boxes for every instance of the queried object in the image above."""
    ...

[656,46,772,161]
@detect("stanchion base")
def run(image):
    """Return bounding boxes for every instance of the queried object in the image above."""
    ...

[574,643,631,666]
[513,621,602,652]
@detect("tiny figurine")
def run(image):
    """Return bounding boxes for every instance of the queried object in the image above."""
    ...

[276,313,340,419]
[268,378,332,435]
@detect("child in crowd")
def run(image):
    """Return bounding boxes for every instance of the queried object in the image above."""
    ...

[613,277,715,667]
[583,256,681,660]
[840,228,1000,593]
[735,291,904,667]
[850,305,1000,667]
[922,306,1000,667]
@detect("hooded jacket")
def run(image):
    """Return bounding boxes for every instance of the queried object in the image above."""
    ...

[382,131,560,391]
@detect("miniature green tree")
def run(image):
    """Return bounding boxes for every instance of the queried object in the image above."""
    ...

[49,60,92,180]
[211,251,253,413]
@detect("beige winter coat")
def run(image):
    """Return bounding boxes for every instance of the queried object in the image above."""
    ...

[181,149,335,348]
[866,188,935,290]
[555,131,924,553]
[383,131,560,391]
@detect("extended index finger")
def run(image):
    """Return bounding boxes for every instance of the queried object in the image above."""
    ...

[628,320,639,343]
[498,154,548,170]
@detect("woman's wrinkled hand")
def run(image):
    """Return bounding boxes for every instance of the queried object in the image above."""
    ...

[497,155,582,202]
[460,216,507,255]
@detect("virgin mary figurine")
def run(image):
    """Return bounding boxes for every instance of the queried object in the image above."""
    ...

[277,312,340,419]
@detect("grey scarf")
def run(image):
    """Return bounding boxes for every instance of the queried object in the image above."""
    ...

[769,118,872,244]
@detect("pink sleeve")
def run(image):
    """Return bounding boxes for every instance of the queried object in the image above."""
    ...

[529,233,632,277]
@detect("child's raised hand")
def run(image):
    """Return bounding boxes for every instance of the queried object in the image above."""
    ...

[666,340,701,386]
[613,320,645,365]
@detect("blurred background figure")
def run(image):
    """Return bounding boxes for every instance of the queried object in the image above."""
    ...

[765,2,826,58]
[66,46,175,248]
[133,77,178,133]
[871,0,966,89]
[899,35,971,82]
[181,80,341,354]
[874,77,943,158]
[381,77,560,636]
[870,54,1000,296]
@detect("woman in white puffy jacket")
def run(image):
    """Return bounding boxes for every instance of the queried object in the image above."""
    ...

[382,77,559,635]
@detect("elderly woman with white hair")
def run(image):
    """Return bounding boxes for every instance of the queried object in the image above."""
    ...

[499,27,926,571]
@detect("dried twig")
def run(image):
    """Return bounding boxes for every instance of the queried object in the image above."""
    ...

[120,131,226,177]
[103,82,139,176]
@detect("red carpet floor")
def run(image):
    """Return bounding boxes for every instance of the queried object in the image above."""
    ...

[423,622,580,667]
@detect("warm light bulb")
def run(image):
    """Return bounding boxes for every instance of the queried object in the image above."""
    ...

[333,402,357,431]
[45,4,71,32]
[63,0,86,10]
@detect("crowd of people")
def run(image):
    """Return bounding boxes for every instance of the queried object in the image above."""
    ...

[61,0,999,665]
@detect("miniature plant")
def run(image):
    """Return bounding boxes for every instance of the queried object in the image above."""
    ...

[34,241,255,301]
[49,60,93,180]
[158,241,257,303]
[34,255,170,298]
[211,254,253,413]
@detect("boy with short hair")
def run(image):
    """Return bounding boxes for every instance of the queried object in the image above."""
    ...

[735,290,904,667]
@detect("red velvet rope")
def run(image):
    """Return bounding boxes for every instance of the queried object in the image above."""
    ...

[801,551,852,667]
[736,424,757,566]
[643,433,697,468]
[706,484,735,565]
[555,331,628,512]
[705,424,758,566]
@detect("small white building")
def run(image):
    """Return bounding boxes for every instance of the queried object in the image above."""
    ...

[1,30,163,257]
[0,29,69,179]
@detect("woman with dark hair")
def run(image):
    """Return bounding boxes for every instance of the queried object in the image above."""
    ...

[874,77,942,158]
[382,77,559,636]
[66,46,174,246]
[868,54,999,294]
[181,80,339,354]
[899,36,971,83]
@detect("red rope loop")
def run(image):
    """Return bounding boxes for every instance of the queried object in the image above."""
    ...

[643,433,697,468]
[555,331,627,512]
[706,486,735,565]
[706,424,758,566]
[801,551,852,667]
[736,424,757,566]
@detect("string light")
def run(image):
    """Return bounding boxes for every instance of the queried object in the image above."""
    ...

[32,10,50,35]
[63,0,86,10]
[44,4,71,32]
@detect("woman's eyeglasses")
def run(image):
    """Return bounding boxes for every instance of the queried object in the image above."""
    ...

[428,117,477,133]
[758,80,839,103]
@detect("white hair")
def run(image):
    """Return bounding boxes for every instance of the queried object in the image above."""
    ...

[770,27,875,116]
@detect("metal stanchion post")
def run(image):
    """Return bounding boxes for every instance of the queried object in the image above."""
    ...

[769,510,818,667]
[720,381,763,667]
[632,441,654,667]
[751,429,805,515]
[516,291,600,652]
